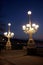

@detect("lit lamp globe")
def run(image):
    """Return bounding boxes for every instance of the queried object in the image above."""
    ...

[8,23,11,26]
[28,11,32,15]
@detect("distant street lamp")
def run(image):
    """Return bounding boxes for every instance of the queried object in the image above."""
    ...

[4,23,14,50]
[22,11,39,48]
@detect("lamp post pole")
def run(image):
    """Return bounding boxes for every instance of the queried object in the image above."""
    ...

[4,23,14,50]
[6,23,11,50]
[27,11,34,48]
[22,11,39,48]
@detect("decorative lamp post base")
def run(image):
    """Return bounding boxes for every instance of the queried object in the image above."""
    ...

[27,39,36,48]
[6,41,11,50]
[27,39,37,55]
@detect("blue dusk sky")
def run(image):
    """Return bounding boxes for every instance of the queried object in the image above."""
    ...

[0,0,43,40]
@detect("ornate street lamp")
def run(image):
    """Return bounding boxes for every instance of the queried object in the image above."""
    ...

[4,23,14,50]
[22,11,39,48]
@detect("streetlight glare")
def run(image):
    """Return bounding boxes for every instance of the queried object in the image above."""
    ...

[26,24,30,27]
[28,11,32,15]
[11,33,14,36]
[32,23,36,27]
[4,32,7,35]
[22,23,39,34]
[35,25,39,29]
[22,25,26,30]
[36,25,39,28]
[8,23,11,26]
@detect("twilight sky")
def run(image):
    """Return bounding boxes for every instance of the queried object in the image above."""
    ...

[0,0,43,40]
